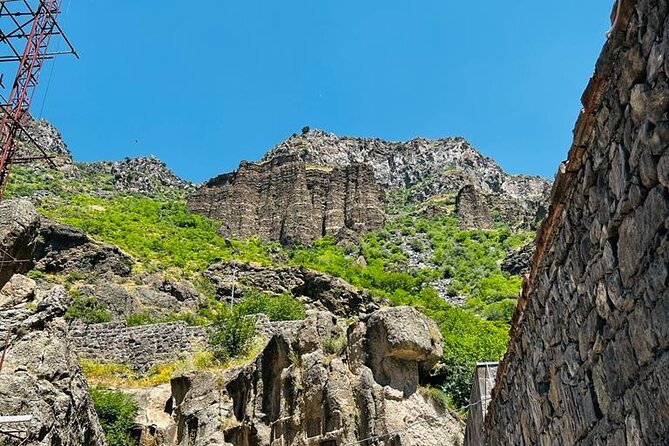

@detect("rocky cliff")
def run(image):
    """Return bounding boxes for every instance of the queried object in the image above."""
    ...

[187,155,385,245]
[168,307,463,446]
[0,199,40,287]
[0,275,106,445]
[484,0,669,444]
[264,130,550,222]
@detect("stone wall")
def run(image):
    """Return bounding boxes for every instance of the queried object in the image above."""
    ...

[187,155,385,246]
[70,322,207,372]
[485,0,669,444]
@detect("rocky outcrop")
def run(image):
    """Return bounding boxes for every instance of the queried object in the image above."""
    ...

[0,199,40,288]
[188,155,385,245]
[500,242,535,276]
[485,1,669,444]
[34,220,133,276]
[263,130,550,220]
[455,185,493,230]
[204,261,382,317]
[169,307,462,446]
[16,118,74,168]
[90,156,196,199]
[0,275,106,445]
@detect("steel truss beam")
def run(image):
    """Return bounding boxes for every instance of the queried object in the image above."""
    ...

[0,0,76,199]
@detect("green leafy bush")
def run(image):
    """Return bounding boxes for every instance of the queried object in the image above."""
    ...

[65,295,112,324]
[209,307,256,363]
[90,387,138,446]
[235,289,306,321]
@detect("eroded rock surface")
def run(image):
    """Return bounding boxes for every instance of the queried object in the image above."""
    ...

[0,275,106,445]
[170,307,462,446]
[34,220,133,276]
[0,199,40,287]
[188,155,385,246]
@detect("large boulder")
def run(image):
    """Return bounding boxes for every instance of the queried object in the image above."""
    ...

[0,200,40,288]
[34,220,133,276]
[0,275,106,445]
[167,308,460,446]
[365,306,443,396]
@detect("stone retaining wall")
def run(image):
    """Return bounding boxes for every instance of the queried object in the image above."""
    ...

[70,321,207,372]
[484,1,669,444]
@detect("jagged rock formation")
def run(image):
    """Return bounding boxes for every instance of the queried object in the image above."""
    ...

[0,199,40,288]
[34,220,133,276]
[264,130,550,222]
[500,242,535,276]
[169,307,463,446]
[18,118,74,167]
[205,261,383,317]
[188,155,385,245]
[90,156,196,198]
[0,275,106,445]
[455,185,493,230]
[485,1,669,444]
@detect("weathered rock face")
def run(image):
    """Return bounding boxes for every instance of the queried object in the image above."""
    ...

[90,156,196,198]
[17,118,74,168]
[204,261,383,317]
[0,275,106,445]
[34,220,133,276]
[263,130,551,222]
[170,307,462,446]
[485,1,669,444]
[455,185,493,230]
[500,241,535,276]
[0,199,40,288]
[188,155,385,245]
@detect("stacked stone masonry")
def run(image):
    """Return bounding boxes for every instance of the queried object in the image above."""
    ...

[70,322,207,372]
[485,1,669,444]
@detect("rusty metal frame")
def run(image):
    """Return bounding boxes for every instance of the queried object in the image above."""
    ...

[0,0,77,199]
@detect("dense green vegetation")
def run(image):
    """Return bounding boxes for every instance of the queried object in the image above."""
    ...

[90,388,138,446]
[65,291,112,324]
[208,289,306,362]
[40,194,275,273]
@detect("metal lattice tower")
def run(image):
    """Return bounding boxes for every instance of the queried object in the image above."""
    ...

[0,0,76,200]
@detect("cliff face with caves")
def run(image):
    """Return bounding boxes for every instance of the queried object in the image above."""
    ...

[484,0,669,443]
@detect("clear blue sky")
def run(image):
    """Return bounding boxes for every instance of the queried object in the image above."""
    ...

[39,0,611,183]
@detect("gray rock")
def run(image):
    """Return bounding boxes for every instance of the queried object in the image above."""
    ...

[188,155,385,246]
[0,199,40,288]
[0,275,106,446]
[34,220,133,276]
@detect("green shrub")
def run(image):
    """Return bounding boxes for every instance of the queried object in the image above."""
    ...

[209,307,256,363]
[65,296,112,324]
[235,289,305,321]
[90,388,138,446]
[481,298,517,323]
[322,336,347,356]
[26,269,46,280]
[125,311,157,327]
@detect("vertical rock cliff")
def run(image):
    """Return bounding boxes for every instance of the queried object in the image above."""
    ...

[187,155,385,246]
[484,0,669,444]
